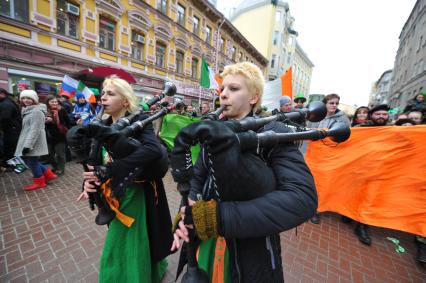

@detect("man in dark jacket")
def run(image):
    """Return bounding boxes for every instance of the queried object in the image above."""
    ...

[351,104,390,245]
[0,88,21,168]
[358,104,390,127]
[171,62,317,282]
[403,93,426,114]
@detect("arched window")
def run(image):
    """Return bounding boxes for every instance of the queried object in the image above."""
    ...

[191,57,198,79]
[176,50,184,74]
[156,42,167,68]
[57,0,79,39]
[99,16,116,51]
[131,31,145,61]
[0,0,28,22]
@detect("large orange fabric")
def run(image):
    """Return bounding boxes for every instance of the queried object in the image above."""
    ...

[305,126,426,237]
[280,67,293,101]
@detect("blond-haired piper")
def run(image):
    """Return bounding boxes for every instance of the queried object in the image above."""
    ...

[78,75,173,283]
[171,62,317,282]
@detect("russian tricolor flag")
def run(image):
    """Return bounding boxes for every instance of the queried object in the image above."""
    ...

[59,75,79,98]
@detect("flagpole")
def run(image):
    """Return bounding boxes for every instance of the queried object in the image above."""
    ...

[198,86,202,109]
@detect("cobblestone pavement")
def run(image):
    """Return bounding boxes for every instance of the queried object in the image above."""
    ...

[1,162,425,282]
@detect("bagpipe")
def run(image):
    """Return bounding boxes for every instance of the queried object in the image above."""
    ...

[170,101,351,283]
[66,82,176,225]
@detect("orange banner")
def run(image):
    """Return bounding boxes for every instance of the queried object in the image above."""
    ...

[281,67,293,101]
[305,126,426,237]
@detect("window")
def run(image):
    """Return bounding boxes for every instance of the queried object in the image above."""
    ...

[271,54,276,68]
[131,31,145,61]
[192,16,199,36]
[156,42,166,68]
[177,4,185,26]
[275,11,281,22]
[157,0,167,15]
[176,51,184,74]
[419,36,423,51]
[205,26,211,44]
[57,0,79,39]
[239,52,243,62]
[0,0,28,22]
[273,31,279,45]
[191,58,198,79]
[219,37,225,52]
[99,17,115,51]
[231,46,236,61]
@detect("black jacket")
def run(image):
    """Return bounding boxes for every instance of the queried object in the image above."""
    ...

[0,96,21,159]
[93,113,173,263]
[45,108,71,144]
[190,121,317,282]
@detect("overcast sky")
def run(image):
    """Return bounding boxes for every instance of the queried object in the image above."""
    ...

[217,0,418,106]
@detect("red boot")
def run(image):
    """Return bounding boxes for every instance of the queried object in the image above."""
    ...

[43,168,58,182]
[24,176,46,191]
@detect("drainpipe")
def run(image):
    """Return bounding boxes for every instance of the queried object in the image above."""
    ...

[215,17,226,73]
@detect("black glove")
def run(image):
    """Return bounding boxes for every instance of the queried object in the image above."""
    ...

[93,165,112,183]
[22,147,31,155]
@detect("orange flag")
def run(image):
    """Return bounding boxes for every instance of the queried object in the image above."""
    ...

[280,67,293,101]
[305,126,426,237]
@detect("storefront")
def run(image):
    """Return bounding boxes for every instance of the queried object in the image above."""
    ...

[7,68,63,102]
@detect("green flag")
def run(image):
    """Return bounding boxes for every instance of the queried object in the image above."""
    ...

[159,114,201,162]
[200,57,219,89]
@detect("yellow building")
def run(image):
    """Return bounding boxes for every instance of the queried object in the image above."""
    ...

[0,0,267,107]
[230,0,298,81]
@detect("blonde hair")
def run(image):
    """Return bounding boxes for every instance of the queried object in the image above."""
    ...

[102,75,138,113]
[221,62,265,111]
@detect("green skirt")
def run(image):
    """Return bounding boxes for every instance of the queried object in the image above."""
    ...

[99,186,167,283]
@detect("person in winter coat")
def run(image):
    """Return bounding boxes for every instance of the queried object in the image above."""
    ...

[403,93,426,114]
[15,90,57,190]
[45,95,71,176]
[171,62,317,283]
[73,93,94,125]
[77,75,173,283]
[0,88,21,169]
[351,106,369,127]
[308,93,350,225]
[308,93,350,129]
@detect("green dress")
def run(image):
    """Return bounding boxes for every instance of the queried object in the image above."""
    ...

[99,148,167,282]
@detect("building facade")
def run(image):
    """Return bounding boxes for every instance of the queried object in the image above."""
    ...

[0,0,267,107]
[292,41,314,99]
[388,0,426,112]
[369,69,393,107]
[229,0,299,81]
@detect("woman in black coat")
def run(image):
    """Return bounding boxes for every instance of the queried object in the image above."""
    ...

[45,95,70,175]
[171,62,317,283]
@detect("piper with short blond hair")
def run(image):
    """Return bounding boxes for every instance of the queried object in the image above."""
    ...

[171,62,317,283]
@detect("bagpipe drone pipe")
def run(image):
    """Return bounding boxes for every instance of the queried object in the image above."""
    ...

[171,101,330,201]
[66,82,176,225]
[169,101,350,283]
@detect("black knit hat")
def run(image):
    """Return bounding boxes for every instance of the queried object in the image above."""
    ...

[369,104,390,115]
[0,88,12,96]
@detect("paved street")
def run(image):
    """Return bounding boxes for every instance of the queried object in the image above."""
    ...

[0,162,425,283]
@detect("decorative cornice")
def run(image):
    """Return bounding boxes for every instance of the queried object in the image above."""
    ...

[155,24,172,42]
[174,34,189,50]
[95,0,124,18]
[128,9,152,34]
